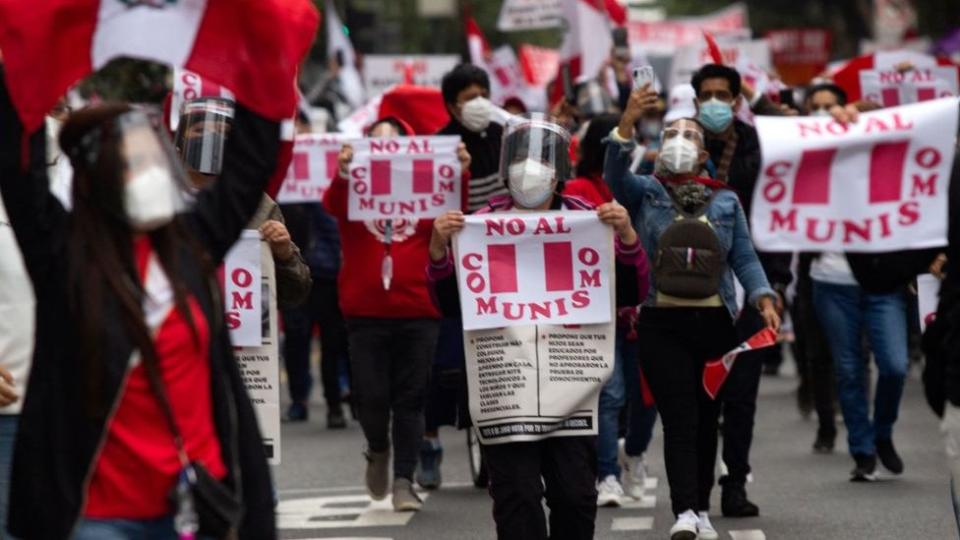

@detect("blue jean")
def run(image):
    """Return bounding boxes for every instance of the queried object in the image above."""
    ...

[71,516,214,540]
[0,415,17,540]
[812,281,908,456]
[597,332,658,478]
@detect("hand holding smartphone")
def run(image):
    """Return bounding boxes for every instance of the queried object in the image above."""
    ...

[633,65,655,90]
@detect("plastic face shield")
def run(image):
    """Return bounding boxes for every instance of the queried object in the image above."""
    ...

[174,97,235,176]
[498,113,573,184]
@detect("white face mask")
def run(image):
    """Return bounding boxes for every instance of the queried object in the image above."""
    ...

[508,159,556,208]
[658,136,701,175]
[124,166,179,231]
[810,108,833,117]
[461,96,493,133]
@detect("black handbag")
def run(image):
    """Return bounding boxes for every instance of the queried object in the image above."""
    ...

[142,352,243,538]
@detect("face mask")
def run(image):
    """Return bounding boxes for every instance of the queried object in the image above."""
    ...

[698,98,734,133]
[125,166,179,231]
[811,108,832,117]
[461,96,493,133]
[641,120,663,141]
[508,159,556,208]
[658,136,700,175]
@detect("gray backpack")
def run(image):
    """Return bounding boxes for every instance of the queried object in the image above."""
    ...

[653,195,726,300]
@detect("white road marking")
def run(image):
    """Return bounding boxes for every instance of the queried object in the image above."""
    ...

[277,493,430,529]
[278,482,475,496]
[611,517,654,531]
[620,494,656,509]
[729,530,766,540]
[644,477,658,489]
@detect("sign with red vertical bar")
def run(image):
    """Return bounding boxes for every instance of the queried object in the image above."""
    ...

[454,211,614,331]
[860,66,960,107]
[751,98,958,252]
[277,134,347,204]
[347,136,462,221]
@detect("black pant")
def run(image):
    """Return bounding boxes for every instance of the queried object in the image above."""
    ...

[482,436,597,540]
[792,269,837,437]
[347,317,439,479]
[717,306,768,486]
[638,307,738,515]
[282,277,348,408]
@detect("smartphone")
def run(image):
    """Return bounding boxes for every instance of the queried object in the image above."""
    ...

[779,88,795,109]
[561,63,576,105]
[633,65,655,90]
[612,27,630,60]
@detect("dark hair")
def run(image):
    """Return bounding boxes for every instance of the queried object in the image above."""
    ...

[576,114,621,179]
[805,83,848,106]
[441,63,490,105]
[691,64,742,97]
[367,117,409,136]
[60,104,205,417]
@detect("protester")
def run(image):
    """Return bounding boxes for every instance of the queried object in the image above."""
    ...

[690,64,792,517]
[175,97,312,311]
[427,114,649,540]
[276,114,350,427]
[324,116,470,511]
[438,63,507,212]
[606,89,781,540]
[0,67,278,539]
[565,113,659,506]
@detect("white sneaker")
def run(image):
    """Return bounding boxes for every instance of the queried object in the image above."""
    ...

[622,453,648,500]
[596,474,624,507]
[670,510,699,540]
[697,512,719,540]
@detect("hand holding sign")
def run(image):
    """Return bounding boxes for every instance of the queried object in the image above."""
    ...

[430,210,466,262]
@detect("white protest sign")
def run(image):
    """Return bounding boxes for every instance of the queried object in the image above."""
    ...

[224,231,262,347]
[347,136,461,221]
[465,322,614,444]
[454,212,613,331]
[860,66,959,107]
[668,37,770,90]
[628,3,748,55]
[496,0,562,31]
[232,235,282,465]
[277,134,346,204]
[751,98,959,252]
[918,273,941,332]
[362,55,460,97]
[170,67,234,131]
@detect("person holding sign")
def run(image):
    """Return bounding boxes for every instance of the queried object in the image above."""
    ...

[324,115,471,512]
[605,92,780,540]
[0,69,281,538]
[427,115,649,540]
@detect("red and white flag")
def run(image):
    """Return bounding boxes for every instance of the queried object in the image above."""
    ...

[703,328,778,399]
[553,0,623,104]
[0,0,319,132]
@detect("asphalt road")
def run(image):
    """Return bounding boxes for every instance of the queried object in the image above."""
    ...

[273,359,956,540]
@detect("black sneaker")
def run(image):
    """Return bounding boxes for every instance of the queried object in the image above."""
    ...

[327,406,347,429]
[875,438,904,475]
[812,429,836,454]
[851,453,878,482]
[283,402,308,423]
[720,480,759,517]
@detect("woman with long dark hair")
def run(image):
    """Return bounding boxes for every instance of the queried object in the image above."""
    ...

[0,67,280,539]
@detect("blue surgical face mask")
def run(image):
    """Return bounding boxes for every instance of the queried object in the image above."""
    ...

[698,98,734,133]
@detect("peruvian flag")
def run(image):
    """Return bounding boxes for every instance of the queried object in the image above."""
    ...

[833,50,960,103]
[466,14,492,68]
[553,0,625,105]
[0,0,319,132]
[703,328,778,399]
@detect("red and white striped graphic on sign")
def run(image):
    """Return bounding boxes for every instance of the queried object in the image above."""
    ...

[859,66,960,107]
[276,134,346,204]
[347,136,462,221]
[751,98,958,252]
[456,212,614,331]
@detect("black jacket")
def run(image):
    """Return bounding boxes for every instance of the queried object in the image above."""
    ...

[705,119,792,292]
[0,72,279,539]
[437,119,506,212]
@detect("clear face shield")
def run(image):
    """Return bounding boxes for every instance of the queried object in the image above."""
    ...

[498,114,572,209]
[115,110,191,231]
[174,97,235,177]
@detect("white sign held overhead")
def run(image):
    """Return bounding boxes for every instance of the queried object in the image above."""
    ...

[362,55,460,97]
[496,0,563,31]
[751,98,959,252]
[347,136,462,221]
[668,37,771,90]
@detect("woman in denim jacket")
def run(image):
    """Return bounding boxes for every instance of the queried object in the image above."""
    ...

[603,88,780,540]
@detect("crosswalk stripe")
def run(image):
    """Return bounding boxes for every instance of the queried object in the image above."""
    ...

[619,494,656,509]
[729,530,766,540]
[611,517,654,531]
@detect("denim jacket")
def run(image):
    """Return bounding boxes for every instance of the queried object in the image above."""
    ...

[603,130,775,319]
